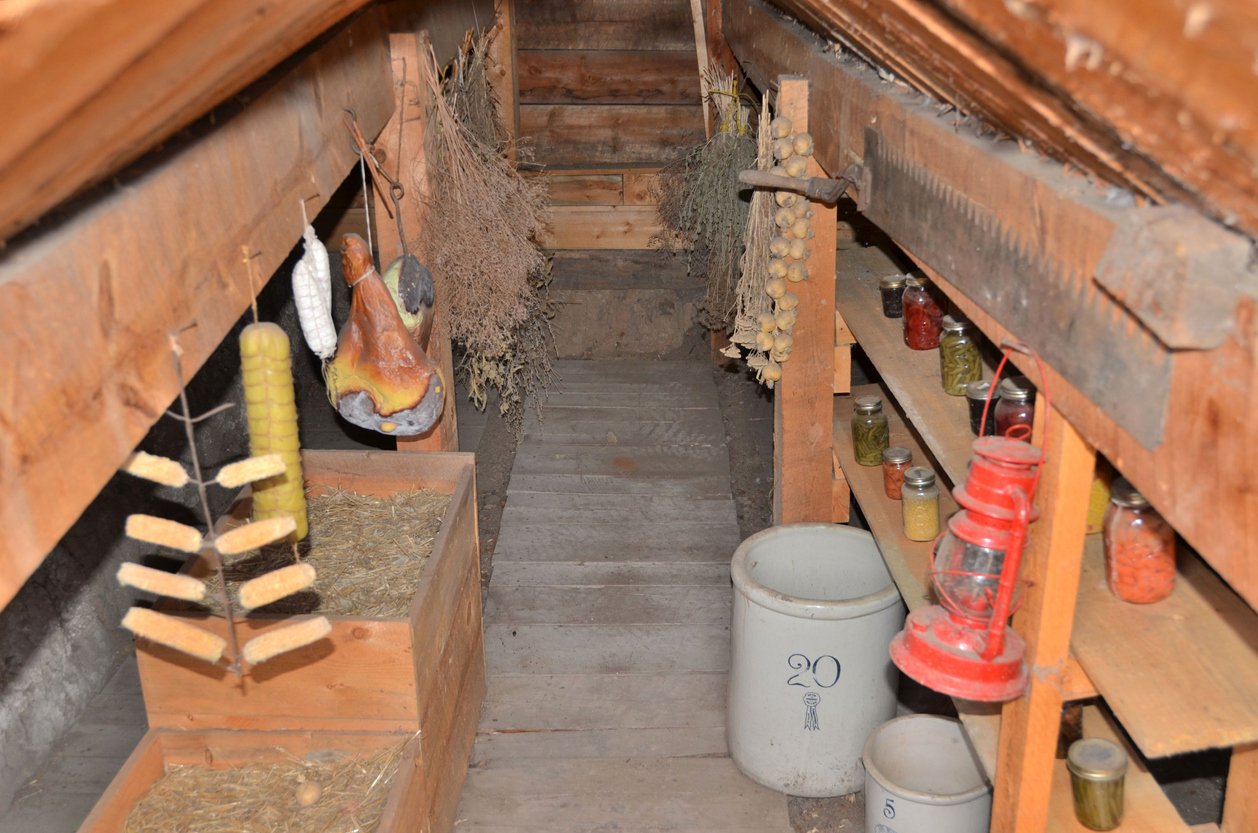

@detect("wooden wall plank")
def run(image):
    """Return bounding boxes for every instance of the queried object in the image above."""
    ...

[372,32,459,453]
[772,78,836,525]
[539,175,626,205]
[0,15,393,613]
[486,0,520,162]
[539,206,665,249]
[0,0,377,243]
[519,50,701,104]
[521,104,703,166]
[514,0,696,50]
[725,0,1258,612]
[992,406,1095,832]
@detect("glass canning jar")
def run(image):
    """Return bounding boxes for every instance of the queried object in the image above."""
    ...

[852,396,890,466]
[940,315,983,395]
[901,467,940,542]
[902,276,943,350]
[879,275,906,318]
[882,446,912,500]
[1068,738,1127,831]
[965,380,998,436]
[1103,478,1176,604]
[994,376,1035,440]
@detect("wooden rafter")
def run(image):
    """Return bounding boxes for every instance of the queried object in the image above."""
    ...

[0,14,394,613]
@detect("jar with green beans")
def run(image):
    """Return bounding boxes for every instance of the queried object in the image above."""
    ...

[1067,738,1127,831]
[940,314,982,395]
[852,396,890,466]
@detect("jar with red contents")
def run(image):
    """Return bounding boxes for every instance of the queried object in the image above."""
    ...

[1103,478,1176,604]
[902,276,943,350]
[994,376,1035,440]
[882,446,912,500]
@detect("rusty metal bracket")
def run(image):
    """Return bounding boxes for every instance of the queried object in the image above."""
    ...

[862,128,1172,449]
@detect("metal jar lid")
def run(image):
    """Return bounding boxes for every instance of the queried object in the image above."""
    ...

[883,446,912,465]
[905,275,928,287]
[1109,477,1150,508]
[1067,738,1128,782]
[964,379,995,402]
[941,314,971,333]
[903,466,936,487]
[997,376,1035,403]
[879,275,906,289]
[854,395,883,414]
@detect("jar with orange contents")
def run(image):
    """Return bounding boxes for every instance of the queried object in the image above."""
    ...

[1103,478,1176,604]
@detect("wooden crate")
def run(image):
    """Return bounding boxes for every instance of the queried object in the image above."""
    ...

[134,450,484,833]
[77,728,425,833]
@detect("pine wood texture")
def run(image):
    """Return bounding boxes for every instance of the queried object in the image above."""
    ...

[76,729,424,833]
[773,78,837,525]
[519,50,701,104]
[486,0,520,162]
[993,404,1095,833]
[371,32,459,453]
[458,359,790,831]
[1224,742,1258,833]
[0,15,393,616]
[520,104,704,166]
[724,0,1258,611]
[1072,537,1258,758]
[538,205,665,249]
[0,0,376,242]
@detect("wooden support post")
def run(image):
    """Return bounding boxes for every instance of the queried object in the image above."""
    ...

[831,450,850,524]
[773,77,836,525]
[1223,742,1258,833]
[373,31,459,453]
[486,0,519,164]
[833,308,855,394]
[992,400,1095,832]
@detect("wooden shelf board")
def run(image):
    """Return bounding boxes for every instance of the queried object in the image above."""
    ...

[1072,535,1258,758]
[1048,706,1190,833]
[834,246,994,486]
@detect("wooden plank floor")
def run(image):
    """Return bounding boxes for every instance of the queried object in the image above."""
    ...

[457,359,793,831]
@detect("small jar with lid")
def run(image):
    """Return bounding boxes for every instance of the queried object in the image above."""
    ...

[879,275,906,318]
[902,276,944,350]
[852,396,890,466]
[1067,738,1127,831]
[901,467,940,541]
[964,380,999,436]
[939,314,983,395]
[882,446,912,500]
[1103,478,1176,604]
[994,376,1036,440]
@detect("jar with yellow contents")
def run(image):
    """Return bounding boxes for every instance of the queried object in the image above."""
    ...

[902,467,940,542]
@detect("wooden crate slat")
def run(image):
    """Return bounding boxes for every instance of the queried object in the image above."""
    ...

[519,49,701,104]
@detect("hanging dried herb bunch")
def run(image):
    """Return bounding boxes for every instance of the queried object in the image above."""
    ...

[417,31,553,432]
[727,97,775,381]
[653,66,757,331]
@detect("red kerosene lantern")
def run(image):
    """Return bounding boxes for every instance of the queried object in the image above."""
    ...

[890,345,1048,702]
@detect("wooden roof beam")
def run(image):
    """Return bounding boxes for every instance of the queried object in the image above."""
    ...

[0,13,394,613]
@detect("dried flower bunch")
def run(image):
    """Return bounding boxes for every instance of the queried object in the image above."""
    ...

[653,66,757,332]
[418,30,554,432]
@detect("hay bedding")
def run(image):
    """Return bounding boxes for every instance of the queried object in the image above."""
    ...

[121,735,411,833]
[199,489,450,619]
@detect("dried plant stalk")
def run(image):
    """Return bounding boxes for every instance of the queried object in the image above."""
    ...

[730,96,776,381]
[417,32,553,432]
[653,66,757,332]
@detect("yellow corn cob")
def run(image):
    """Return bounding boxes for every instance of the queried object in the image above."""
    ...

[121,607,227,664]
[125,514,203,553]
[238,563,317,610]
[116,562,206,602]
[216,454,287,489]
[215,516,297,556]
[239,323,307,540]
[121,451,189,488]
[242,616,331,665]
